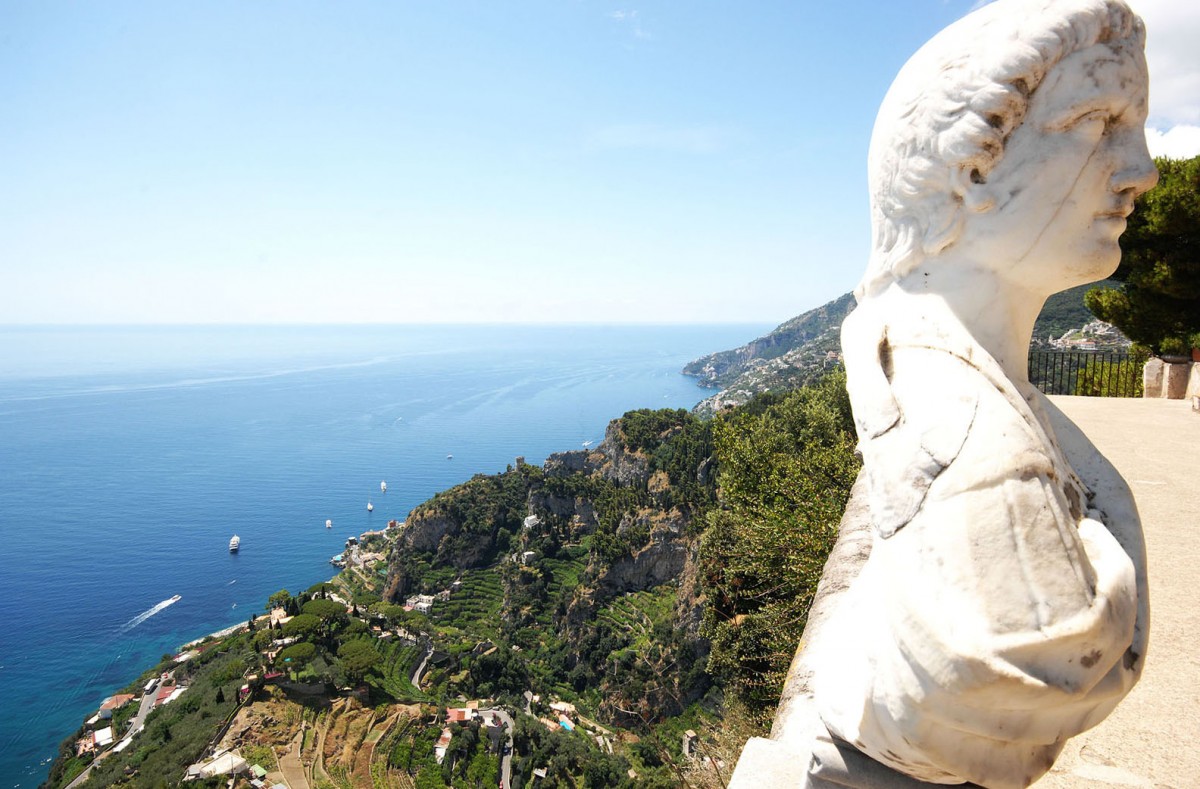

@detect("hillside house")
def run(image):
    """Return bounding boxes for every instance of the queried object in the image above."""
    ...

[98,693,135,719]
[186,748,249,779]
[406,594,435,614]
[434,727,453,764]
[446,707,476,724]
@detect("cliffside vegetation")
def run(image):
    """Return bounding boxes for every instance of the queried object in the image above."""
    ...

[371,371,858,784]
[47,372,858,788]
[1030,280,1122,345]
[700,374,858,713]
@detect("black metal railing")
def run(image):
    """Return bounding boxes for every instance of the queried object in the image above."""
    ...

[1028,350,1141,397]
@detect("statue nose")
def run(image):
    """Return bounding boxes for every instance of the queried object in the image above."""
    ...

[1112,135,1158,195]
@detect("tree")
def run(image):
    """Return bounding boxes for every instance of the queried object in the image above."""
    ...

[266,589,291,612]
[1086,155,1200,354]
[1074,347,1148,397]
[700,372,860,712]
[282,613,322,639]
[278,642,316,666]
[302,598,348,621]
[337,639,383,680]
[215,686,225,704]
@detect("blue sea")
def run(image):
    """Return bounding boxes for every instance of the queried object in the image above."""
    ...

[0,323,762,786]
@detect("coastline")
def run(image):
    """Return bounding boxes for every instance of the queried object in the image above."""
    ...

[8,323,748,788]
[179,620,257,650]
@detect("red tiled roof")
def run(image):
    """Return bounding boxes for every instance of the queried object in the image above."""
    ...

[100,694,135,710]
[155,685,176,704]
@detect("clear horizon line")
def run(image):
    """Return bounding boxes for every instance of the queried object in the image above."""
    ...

[0,319,780,329]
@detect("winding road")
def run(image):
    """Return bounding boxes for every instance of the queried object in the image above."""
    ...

[479,707,515,789]
[410,639,434,689]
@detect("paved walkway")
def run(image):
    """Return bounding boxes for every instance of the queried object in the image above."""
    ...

[278,730,310,789]
[1036,397,1200,788]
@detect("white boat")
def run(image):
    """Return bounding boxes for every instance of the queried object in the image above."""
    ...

[229,535,240,553]
[446,453,453,460]
[325,519,332,529]
[380,480,387,493]
[367,502,374,512]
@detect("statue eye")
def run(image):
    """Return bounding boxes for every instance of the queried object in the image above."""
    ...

[1071,110,1111,133]
[1049,109,1110,135]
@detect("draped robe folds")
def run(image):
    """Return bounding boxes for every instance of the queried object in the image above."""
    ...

[811,303,1149,788]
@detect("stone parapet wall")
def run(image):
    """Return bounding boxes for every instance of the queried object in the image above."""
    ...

[1143,358,1200,401]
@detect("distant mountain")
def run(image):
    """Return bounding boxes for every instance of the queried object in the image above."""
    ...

[685,281,1127,415]
[682,293,856,415]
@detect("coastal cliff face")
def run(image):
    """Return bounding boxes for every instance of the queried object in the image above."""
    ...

[599,508,689,594]
[399,511,458,553]
[382,406,715,722]
[594,420,653,487]
[682,293,855,405]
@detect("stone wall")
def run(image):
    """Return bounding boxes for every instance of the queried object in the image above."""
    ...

[1142,358,1200,406]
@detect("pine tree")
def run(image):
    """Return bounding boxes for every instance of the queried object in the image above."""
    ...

[1087,155,1200,354]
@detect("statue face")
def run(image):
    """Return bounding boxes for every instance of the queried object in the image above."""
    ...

[956,40,1157,293]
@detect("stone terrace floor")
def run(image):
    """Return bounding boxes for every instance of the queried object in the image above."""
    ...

[1036,397,1199,788]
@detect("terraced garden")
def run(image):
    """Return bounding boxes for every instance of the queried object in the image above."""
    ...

[368,642,430,702]
[541,554,587,602]
[597,585,676,652]
[433,570,504,637]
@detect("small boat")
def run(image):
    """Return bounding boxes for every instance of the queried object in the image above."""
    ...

[229,535,240,553]
[169,594,182,604]
[446,454,453,460]
[380,480,387,493]
[367,502,374,512]
[325,519,332,529]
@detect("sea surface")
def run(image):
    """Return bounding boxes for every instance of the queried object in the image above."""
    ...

[0,323,763,786]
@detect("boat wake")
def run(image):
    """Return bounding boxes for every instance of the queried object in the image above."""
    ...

[121,595,181,632]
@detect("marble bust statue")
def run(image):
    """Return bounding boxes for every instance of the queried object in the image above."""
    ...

[775,0,1156,787]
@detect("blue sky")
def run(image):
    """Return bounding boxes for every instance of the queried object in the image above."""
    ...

[2,1,1197,325]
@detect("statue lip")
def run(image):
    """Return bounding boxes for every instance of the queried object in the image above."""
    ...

[1096,204,1134,220]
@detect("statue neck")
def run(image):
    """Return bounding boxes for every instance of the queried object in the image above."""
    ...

[889,264,1046,385]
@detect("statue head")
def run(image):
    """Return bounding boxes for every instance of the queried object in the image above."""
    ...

[857,0,1157,300]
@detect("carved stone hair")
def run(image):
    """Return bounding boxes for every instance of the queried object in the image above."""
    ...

[856,0,1143,299]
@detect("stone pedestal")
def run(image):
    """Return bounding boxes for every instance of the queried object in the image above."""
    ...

[1143,358,1197,400]
[1143,358,1164,398]
[1164,362,1191,399]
